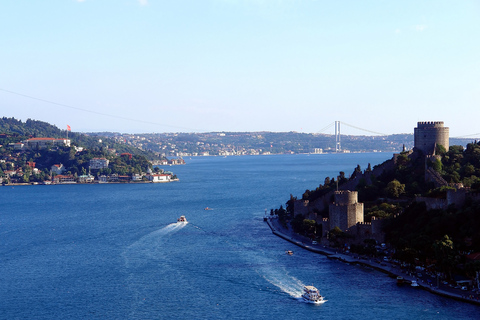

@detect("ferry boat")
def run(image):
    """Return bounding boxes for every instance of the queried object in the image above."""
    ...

[302,286,325,304]
[177,215,187,223]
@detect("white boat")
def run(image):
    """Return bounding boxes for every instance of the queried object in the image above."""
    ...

[411,280,419,287]
[177,215,187,223]
[302,286,326,304]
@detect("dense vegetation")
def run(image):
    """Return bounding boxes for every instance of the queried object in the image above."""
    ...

[0,117,159,160]
[281,141,480,279]
[0,118,156,182]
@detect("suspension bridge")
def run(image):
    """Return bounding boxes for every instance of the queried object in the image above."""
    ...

[316,121,480,152]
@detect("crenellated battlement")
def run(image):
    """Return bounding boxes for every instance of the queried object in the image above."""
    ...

[414,121,449,154]
[334,190,358,205]
[357,222,371,225]
[417,121,444,127]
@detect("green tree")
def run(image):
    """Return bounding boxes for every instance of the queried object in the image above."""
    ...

[21,173,29,183]
[432,158,443,172]
[433,235,456,278]
[386,179,405,198]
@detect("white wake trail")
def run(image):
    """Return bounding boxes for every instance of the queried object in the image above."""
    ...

[123,222,187,268]
[259,267,305,298]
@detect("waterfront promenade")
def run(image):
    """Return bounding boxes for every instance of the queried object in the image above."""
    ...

[265,217,480,306]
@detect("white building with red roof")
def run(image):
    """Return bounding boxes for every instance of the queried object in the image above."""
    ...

[22,138,71,149]
[147,173,172,183]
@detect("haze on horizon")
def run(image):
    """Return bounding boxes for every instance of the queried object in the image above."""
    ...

[1,1,479,138]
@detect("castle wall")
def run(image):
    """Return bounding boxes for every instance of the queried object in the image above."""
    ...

[447,188,467,208]
[346,220,385,245]
[320,218,330,237]
[425,167,448,188]
[329,191,364,231]
[415,196,448,210]
[414,121,449,154]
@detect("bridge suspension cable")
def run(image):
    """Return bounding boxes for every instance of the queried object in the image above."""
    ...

[316,121,387,136]
[451,133,480,139]
[340,121,387,136]
[316,122,335,134]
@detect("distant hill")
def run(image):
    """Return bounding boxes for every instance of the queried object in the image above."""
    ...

[1,117,475,156]
[0,117,158,159]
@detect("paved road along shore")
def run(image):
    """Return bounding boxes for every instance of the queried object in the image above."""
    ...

[265,217,480,306]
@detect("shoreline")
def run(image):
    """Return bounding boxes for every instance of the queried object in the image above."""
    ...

[265,217,480,306]
[2,179,179,187]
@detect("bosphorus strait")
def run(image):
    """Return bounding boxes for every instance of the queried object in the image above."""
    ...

[1,154,478,319]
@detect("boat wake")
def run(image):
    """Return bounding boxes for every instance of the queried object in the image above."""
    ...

[258,267,304,299]
[122,222,187,268]
[232,241,305,299]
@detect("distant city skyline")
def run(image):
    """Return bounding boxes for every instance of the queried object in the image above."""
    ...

[1,1,479,137]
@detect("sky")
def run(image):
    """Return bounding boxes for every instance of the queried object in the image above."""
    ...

[1,0,479,137]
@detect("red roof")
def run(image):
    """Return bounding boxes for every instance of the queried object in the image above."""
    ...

[27,138,66,141]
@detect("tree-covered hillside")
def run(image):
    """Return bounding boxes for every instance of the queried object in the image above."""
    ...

[0,117,158,159]
[287,141,480,279]
[0,117,161,183]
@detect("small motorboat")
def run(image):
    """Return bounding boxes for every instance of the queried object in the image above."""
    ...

[411,280,419,287]
[286,250,293,255]
[396,276,404,285]
[302,286,326,304]
[177,215,187,223]
[204,207,212,210]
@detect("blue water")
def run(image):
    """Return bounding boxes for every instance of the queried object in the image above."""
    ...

[1,153,478,319]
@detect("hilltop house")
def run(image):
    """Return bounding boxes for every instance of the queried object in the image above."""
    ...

[22,138,71,149]
[89,158,109,170]
[51,164,66,175]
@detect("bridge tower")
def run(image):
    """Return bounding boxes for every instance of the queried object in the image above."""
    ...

[335,121,341,152]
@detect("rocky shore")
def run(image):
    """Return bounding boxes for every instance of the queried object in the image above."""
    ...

[265,217,480,306]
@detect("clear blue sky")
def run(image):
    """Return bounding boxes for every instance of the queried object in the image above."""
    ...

[1,0,479,137]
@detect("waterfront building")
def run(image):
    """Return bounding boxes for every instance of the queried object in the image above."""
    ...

[148,173,171,182]
[78,175,95,183]
[132,174,143,181]
[53,175,76,184]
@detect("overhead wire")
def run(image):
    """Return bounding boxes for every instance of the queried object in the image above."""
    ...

[0,87,207,132]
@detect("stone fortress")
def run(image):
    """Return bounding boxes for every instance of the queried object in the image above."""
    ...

[295,121,453,245]
[328,190,364,231]
[414,121,449,154]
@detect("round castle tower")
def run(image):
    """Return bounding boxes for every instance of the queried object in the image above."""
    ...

[414,121,449,155]
[333,190,358,205]
[329,190,364,231]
